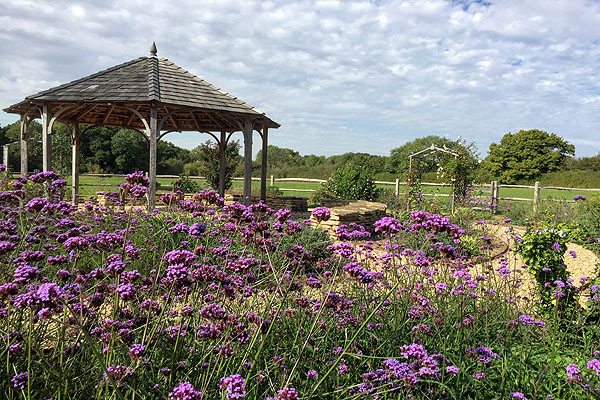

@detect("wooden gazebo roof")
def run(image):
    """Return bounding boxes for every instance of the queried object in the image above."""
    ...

[3,49,279,132]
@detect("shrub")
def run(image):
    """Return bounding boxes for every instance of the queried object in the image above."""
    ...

[324,162,381,201]
[173,174,201,193]
[517,223,577,316]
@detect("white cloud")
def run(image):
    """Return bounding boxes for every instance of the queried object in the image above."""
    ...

[1,0,599,158]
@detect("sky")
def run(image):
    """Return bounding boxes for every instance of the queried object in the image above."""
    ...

[1,0,599,158]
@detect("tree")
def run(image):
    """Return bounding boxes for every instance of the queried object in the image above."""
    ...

[254,145,302,169]
[189,140,242,190]
[111,130,149,173]
[386,135,458,175]
[485,129,575,183]
[80,126,120,173]
[157,140,191,174]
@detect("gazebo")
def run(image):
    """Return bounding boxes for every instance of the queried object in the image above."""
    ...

[3,43,280,209]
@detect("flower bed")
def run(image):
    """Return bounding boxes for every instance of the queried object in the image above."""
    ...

[0,169,600,399]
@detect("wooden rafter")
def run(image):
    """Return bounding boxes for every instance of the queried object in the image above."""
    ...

[189,111,201,131]
[103,104,116,124]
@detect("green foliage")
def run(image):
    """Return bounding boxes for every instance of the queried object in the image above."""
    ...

[486,129,575,184]
[569,198,600,254]
[190,140,242,190]
[565,152,600,171]
[173,174,201,193]
[537,169,600,188]
[111,129,149,172]
[325,162,381,201]
[386,135,457,175]
[517,223,577,316]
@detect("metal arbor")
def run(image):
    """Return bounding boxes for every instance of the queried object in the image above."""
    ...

[3,43,280,209]
[405,144,460,213]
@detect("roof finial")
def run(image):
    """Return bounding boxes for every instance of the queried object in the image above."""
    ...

[150,42,157,56]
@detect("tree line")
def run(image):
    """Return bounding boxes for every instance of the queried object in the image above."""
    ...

[1,120,598,187]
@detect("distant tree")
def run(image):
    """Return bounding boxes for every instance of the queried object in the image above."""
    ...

[565,153,600,172]
[386,135,458,175]
[485,129,575,183]
[157,140,191,174]
[111,130,149,173]
[327,153,387,174]
[255,145,302,169]
[303,154,326,167]
[5,120,43,172]
[190,140,242,190]
[81,126,120,173]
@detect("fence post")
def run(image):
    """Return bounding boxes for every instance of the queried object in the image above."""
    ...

[270,175,274,186]
[533,181,540,212]
[394,178,400,196]
[490,181,499,212]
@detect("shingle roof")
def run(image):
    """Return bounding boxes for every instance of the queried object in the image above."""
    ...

[4,55,279,132]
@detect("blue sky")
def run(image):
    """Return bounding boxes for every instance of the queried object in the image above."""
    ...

[1,0,599,158]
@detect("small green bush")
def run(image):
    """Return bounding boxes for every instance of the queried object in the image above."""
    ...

[173,174,201,193]
[324,162,381,201]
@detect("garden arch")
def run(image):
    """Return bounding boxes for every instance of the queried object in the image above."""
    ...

[3,43,279,209]
[406,144,460,213]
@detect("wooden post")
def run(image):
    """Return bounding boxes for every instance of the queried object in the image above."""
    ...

[491,181,499,212]
[42,104,52,172]
[394,178,400,196]
[260,127,268,201]
[533,181,540,212]
[71,123,80,205]
[2,145,8,166]
[242,119,253,206]
[20,114,28,177]
[147,105,158,211]
[219,131,226,197]
[270,175,274,187]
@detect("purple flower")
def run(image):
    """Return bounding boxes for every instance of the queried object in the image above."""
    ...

[219,374,246,399]
[12,372,28,389]
[473,372,486,380]
[128,344,145,360]
[311,207,331,222]
[170,382,203,400]
[374,216,402,236]
[446,366,459,376]
[566,363,582,383]
[125,171,149,186]
[519,314,533,326]
[274,208,291,222]
[572,195,586,201]
[276,387,299,400]
[569,250,577,258]
[587,359,600,375]
[307,369,318,379]
[551,242,561,251]
[511,392,528,399]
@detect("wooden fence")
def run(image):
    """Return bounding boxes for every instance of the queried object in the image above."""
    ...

[29,173,599,210]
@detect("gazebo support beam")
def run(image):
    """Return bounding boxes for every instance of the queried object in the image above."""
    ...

[260,127,268,201]
[71,123,80,205]
[219,131,227,197]
[20,114,28,177]
[42,104,52,172]
[148,105,158,211]
[242,119,253,205]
